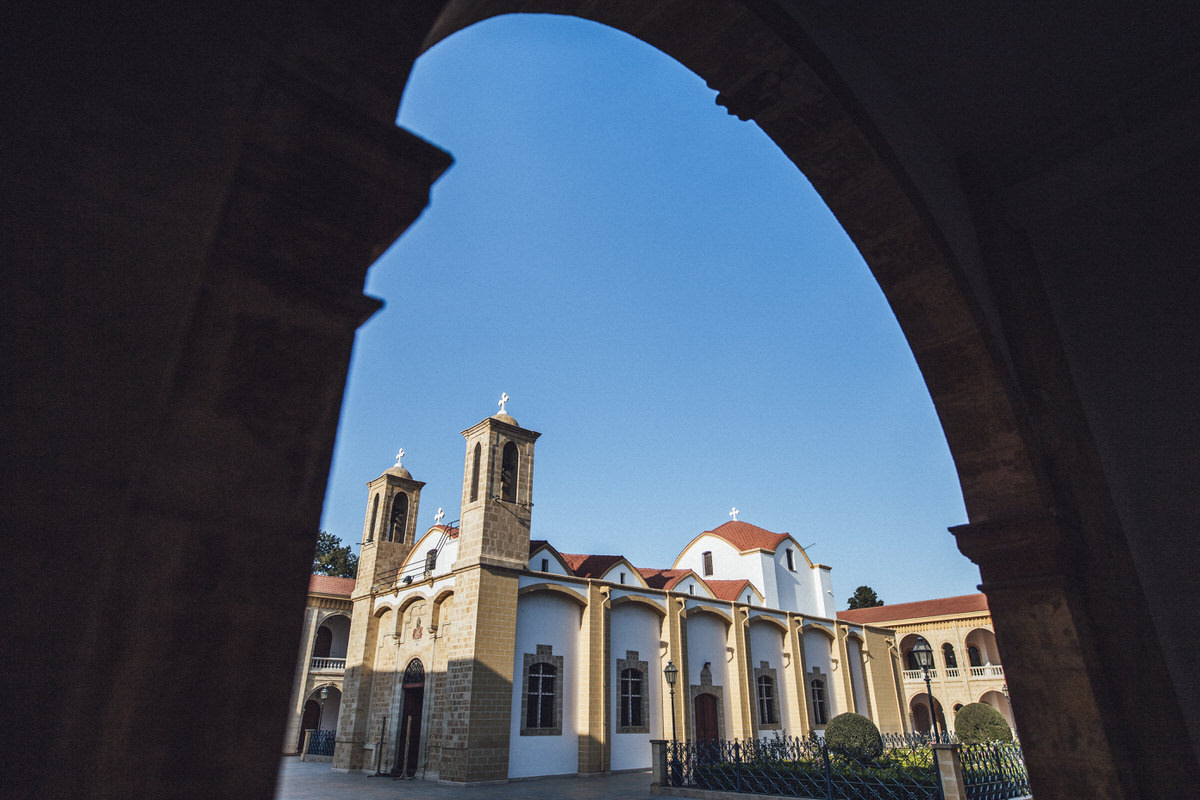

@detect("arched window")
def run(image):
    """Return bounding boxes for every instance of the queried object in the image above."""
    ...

[526,662,556,729]
[757,675,778,725]
[388,493,408,543]
[469,442,481,502]
[402,658,425,688]
[312,626,332,659]
[501,441,519,502]
[943,643,958,669]
[811,679,828,725]
[367,495,379,543]
[968,645,982,667]
[620,668,644,728]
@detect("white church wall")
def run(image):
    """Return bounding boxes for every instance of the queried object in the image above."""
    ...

[609,602,663,771]
[748,621,791,736]
[529,547,571,576]
[685,611,732,738]
[508,592,582,778]
[846,636,871,719]
[803,629,838,722]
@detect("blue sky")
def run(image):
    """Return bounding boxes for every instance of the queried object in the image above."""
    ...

[319,14,980,606]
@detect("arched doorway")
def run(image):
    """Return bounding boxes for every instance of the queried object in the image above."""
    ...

[694,693,719,742]
[298,700,321,752]
[394,659,425,777]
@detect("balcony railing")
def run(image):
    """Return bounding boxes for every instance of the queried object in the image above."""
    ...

[904,665,1004,681]
[310,657,346,671]
[970,664,1005,678]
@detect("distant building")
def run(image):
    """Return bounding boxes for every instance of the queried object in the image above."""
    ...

[325,404,908,782]
[839,594,1012,735]
[283,575,355,756]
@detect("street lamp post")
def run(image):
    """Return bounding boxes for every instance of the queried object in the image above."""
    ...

[319,686,329,731]
[911,639,940,743]
[1002,683,1017,737]
[664,661,679,785]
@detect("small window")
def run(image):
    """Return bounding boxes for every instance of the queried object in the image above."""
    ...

[367,495,379,543]
[688,584,694,595]
[942,643,958,669]
[540,557,549,572]
[811,679,828,725]
[424,549,437,573]
[469,442,481,502]
[702,551,714,576]
[968,645,982,667]
[619,571,626,584]
[785,548,795,571]
[745,594,751,604]
[757,675,778,725]
[521,645,563,736]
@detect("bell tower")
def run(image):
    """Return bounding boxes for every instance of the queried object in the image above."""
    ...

[353,449,425,595]
[334,450,424,771]
[453,393,541,571]
[440,395,540,783]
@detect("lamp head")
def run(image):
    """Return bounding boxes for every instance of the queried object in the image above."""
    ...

[912,638,934,670]
[663,660,678,687]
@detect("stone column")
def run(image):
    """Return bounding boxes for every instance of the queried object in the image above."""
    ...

[726,605,755,738]
[577,582,610,774]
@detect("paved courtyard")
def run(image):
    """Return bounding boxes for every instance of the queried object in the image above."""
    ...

[275,758,659,800]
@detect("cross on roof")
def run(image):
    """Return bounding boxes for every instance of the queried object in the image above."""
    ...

[498,392,510,414]
[395,448,405,467]
[434,507,445,526]
[729,506,740,521]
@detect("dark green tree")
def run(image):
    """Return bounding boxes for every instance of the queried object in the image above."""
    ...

[846,585,884,609]
[313,530,358,578]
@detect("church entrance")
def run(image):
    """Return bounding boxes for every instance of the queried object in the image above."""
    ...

[694,693,719,742]
[394,659,425,777]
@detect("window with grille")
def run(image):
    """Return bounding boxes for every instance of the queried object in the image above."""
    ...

[620,668,644,727]
[757,675,778,725]
[526,663,556,729]
[811,678,828,725]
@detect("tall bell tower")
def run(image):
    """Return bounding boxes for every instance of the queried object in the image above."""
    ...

[453,392,541,571]
[334,450,425,771]
[440,394,540,783]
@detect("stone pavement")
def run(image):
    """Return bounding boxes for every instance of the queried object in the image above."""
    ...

[275,758,660,800]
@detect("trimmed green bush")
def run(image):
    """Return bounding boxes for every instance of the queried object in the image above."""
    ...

[824,712,884,758]
[954,702,1013,743]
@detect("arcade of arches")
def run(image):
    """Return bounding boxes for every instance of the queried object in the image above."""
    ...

[6,3,1199,800]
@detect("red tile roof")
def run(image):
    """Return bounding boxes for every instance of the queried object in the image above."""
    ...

[837,594,989,624]
[430,524,459,538]
[703,521,792,554]
[308,575,355,597]
[560,553,626,578]
[637,568,691,591]
[706,578,755,602]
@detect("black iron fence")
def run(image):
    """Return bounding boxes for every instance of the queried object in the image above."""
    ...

[662,735,1030,800]
[961,741,1030,800]
[665,736,939,800]
[305,729,336,757]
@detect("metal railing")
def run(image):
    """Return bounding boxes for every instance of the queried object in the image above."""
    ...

[305,729,336,757]
[310,657,346,671]
[370,521,459,592]
[961,741,1030,800]
[664,736,939,800]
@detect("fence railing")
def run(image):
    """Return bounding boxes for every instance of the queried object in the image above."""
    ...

[663,736,939,800]
[656,735,1029,800]
[305,729,335,757]
[309,657,346,671]
[961,741,1030,800]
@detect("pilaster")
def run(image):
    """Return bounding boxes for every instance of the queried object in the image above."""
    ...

[786,615,813,735]
[663,595,688,742]
[726,605,754,737]
[577,582,610,774]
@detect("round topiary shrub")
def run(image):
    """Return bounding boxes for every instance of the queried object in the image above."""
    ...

[824,712,883,758]
[954,702,1013,743]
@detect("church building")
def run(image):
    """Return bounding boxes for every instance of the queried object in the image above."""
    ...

[332,401,907,783]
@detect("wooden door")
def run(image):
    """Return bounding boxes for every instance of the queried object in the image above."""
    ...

[694,693,719,741]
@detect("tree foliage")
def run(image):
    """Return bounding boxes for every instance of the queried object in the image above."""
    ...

[313,530,358,578]
[824,712,883,758]
[846,585,884,610]
[954,702,1013,743]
